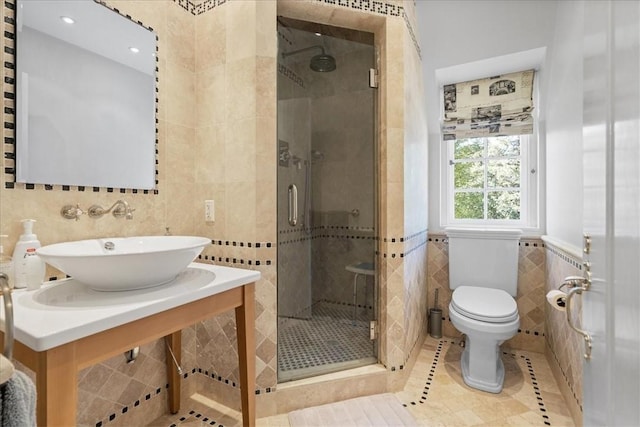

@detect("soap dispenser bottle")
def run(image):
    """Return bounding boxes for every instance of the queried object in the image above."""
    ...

[12,219,46,290]
[0,235,13,289]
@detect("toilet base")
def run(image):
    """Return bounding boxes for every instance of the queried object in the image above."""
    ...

[460,345,504,393]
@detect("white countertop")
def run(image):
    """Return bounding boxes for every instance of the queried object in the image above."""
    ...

[0,263,260,351]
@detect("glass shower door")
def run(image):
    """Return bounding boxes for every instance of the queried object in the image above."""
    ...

[276,18,377,382]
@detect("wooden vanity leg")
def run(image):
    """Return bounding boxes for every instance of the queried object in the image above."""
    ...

[35,343,77,426]
[235,283,256,427]
[165,331,182,414]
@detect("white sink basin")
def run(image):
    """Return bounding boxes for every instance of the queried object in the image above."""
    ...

[37,236,210,291]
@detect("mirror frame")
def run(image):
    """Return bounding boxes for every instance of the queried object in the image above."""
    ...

[4,0,159,194]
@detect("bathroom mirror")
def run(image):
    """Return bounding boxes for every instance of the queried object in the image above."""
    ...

[15,0,157,190]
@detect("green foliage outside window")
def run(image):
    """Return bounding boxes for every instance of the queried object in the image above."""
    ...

[454,192,484,219]
[453,136,522,221]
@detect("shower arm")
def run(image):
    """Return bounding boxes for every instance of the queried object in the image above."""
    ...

[281,45,325,59]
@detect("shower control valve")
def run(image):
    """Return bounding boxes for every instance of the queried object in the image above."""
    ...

[280,150,291,163]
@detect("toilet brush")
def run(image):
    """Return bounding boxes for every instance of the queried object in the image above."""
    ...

[429,289,443,338]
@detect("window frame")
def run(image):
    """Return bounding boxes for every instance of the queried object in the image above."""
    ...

[441,133,540,230]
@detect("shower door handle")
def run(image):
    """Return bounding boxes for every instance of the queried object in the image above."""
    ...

[288,184,298,226]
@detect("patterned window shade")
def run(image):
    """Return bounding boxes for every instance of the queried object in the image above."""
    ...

[441,69,535,140]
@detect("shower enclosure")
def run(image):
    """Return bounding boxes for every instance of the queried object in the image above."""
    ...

[277,18,377,382]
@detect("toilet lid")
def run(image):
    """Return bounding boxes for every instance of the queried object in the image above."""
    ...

[451,286,518,323]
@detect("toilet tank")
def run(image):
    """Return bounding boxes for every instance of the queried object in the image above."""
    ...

[446,228,522,297]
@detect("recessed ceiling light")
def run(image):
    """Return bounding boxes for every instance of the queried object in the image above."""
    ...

[315,32,322,36]
[60,16,75,24]
[128,47,140,53]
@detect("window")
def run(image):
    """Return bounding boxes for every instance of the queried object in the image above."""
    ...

[438,69,540,231]
[449,135,530,224]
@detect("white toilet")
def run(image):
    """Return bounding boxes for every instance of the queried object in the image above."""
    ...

[446,227,522,393]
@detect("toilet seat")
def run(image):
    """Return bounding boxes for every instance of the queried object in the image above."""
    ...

[451,286,518,323]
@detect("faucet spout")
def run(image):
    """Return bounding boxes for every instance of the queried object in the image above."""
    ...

[111,200,135,220]
[88,200,135,220]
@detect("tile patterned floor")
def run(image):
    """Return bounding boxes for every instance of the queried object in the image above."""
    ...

[396,338,575,427]
[148,336,576,427]
[278,301,375,378]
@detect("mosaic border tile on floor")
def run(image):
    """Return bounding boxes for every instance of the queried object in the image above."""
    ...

[397,337,576,427]
[148,336,577,427]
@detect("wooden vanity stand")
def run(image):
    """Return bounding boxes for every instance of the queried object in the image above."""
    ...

[1,280,256,427]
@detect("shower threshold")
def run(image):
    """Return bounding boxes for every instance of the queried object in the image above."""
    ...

[279,356,377,382]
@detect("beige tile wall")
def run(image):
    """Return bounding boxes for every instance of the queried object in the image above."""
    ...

[2,0,430,422]
[193,0,279,398]
[427,235,546,353]
[401,0,429,369]
[2,1,203,425]
[544,242,583,425]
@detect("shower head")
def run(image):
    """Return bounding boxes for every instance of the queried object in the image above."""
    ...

[310,53,336,72]
[281,45,336,72]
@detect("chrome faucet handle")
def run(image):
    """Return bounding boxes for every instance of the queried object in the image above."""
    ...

[61,204,84,221]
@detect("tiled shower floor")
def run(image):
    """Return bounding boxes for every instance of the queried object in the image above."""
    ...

[277,301,376,381]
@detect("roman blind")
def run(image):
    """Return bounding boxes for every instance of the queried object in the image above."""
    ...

[441,69,535,140]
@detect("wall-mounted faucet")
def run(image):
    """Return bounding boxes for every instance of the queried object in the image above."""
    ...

[88,200,135,220]
[60,200,135,220]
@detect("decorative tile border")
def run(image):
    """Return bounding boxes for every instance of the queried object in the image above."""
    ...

[191,0,227,15]
[278,225,377,246]
[401,7,421,59]
[402,339,444,406]
[277,26,295,48]
[383,228,428,243]
[545,243,583,271]
[179,0,421,58]
[278,225,428,259]
[209,239,274,249]
[172,0,193,13]
[167,409,219,426]
[171,0,228,15]
[3,0,17,189]
[402,239,427,258]
[317,0,402,17]
[402,340,554,426]
[517,328,545,338]
[278,62,305,89]
[314,0,421,58]
[91,368,274,427]
[199,238,275,266]
[546,339,582,412]
[514,351,553,426]
[198,254,272,267]
[2,0,160,194]
[194,368,275,395]
[279,225,376,233]
[94,382,172,427]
